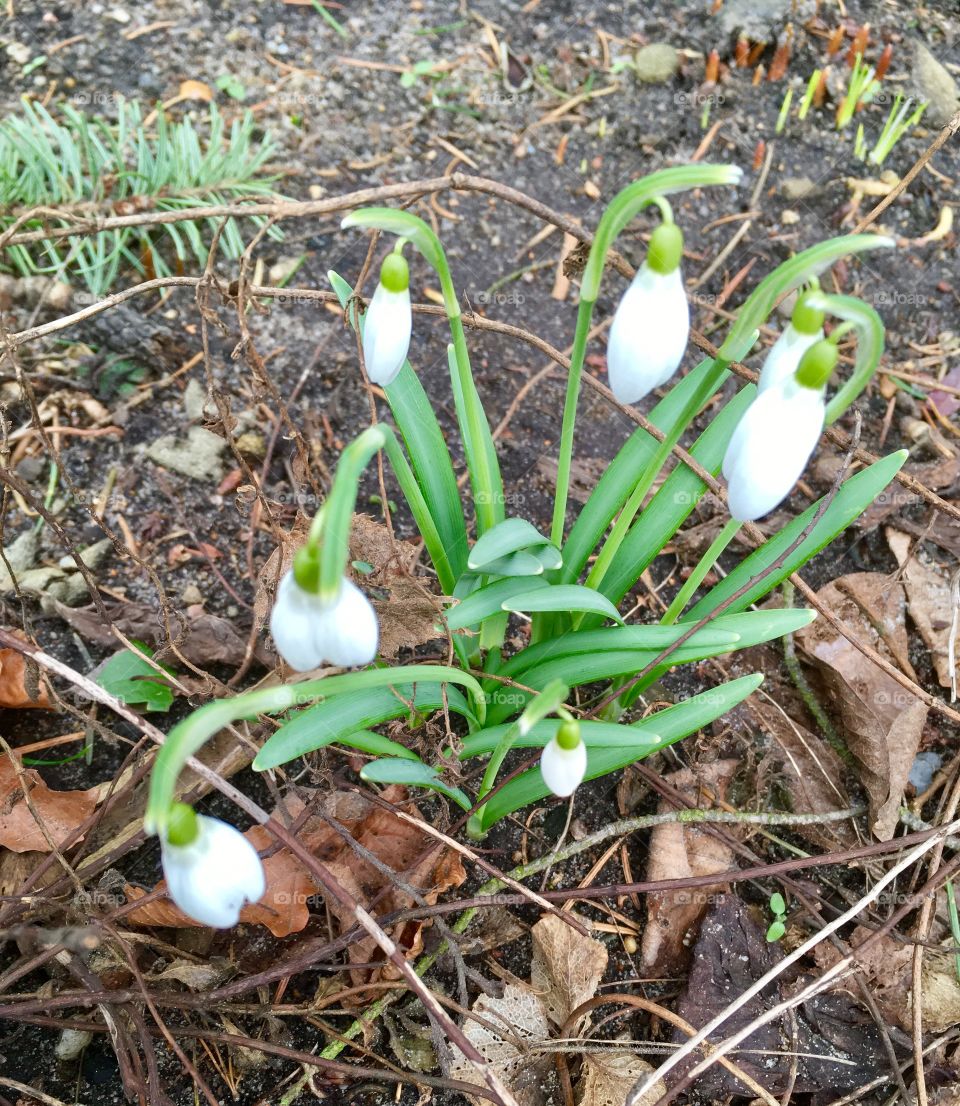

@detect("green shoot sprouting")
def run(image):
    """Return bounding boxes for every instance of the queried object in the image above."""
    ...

[798,69,820,120]
[854,122,867,159]
[836,53,880,128]
[766,892,788,942]
[776,87,793,134]
[869,93,927,164]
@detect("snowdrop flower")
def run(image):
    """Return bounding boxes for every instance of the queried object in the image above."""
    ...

[540,719,587,798]
[160,804,265,929]
[724,339,838,522]
[270,549,379,672]
[607,221,689,405]
[756,290,825,395]
[362,251,411,387]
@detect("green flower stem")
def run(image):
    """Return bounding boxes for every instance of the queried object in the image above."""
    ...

[550,164,743,548]
[466,678,569,839]
[661,518,741,625]
[342,206,504,538]
[144,665,487,835]
[314,425,387,601]
[805,292,885,424]
[550,296,594,546]
[583,358,728,597]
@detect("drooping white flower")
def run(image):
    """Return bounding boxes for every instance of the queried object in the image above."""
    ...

[270,568,379,672]
[755,289,826,397]
[723,377,826,523]
[756,324,824,395]
[160,808,265,929]
[362,252,411,387]
[540,720,587,798]
[606,221,689,405]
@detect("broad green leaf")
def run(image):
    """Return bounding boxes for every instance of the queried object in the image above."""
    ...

[684,450,908,621]
[98,644,174,713]
[336,729,419,760]
[558,355,732,586]
[494,624,741,681]
[502,585,624,625]
[475,674,764,828]
[477,550,545,577]
[254,683,473,770]
[594,380,755,611]
[446,576,550,631]
[360,757,472,810]
[468,517,553,571]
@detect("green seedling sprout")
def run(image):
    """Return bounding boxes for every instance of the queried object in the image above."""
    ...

[837,53,880,128]
[798,69,820,120]
[775,87,793,134]
[870,94,927,164]
[766,891,788,942]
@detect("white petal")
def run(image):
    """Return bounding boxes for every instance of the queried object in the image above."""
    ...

[161,816,265,929]
[362,284,411,386]
[322,578,379,667]
[540,737,587,798]
[757,325,824,394]
[270,571,327,672]
[725,381,825,522]
[606,265,690,405]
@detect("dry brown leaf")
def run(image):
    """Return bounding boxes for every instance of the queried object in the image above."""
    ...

[796,573,928,839]
[55,598,268,668]
[125,788,465,947]
[148,958,236,991]
[887,529,955,688]
[584,1052,665,1106]
[530,913,607,1028]
[254,514,444,662]
[0,759,98,853]
[749,697,855,849]
[0,642,49,708]
[178,79,213,101]
[641,760,738,972]
[448,982,554,1106]
[857,457,960,530]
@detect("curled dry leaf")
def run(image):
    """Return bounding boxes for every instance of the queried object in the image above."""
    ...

[0,642,49,708]
[530,913,608,1028]
[54,597,268,668]
[815,920,960,1032]
[675,895,892,1097]
[0,758,98,853]
[254,513,443,661]
[748,696,855,850]
[448,982,554,1106]
[887,528,955,688]
[640,760,738,973]
[795,573,928,839]
[125,787,465,949]
[590,1053,665,1106]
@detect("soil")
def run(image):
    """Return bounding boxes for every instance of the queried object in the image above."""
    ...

[1,1,959,1104]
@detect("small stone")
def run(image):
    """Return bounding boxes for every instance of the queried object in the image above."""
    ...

[58,539,112,572]
[718,0,814,43]
[106,7,131,22]
[146,426,227,482]
[55,1028,93,1062]
[308,184,325,199]
[5,42,32,66]
[235,430,266,459]
[14,566,67,596]
[16,456,46,482]
[781,209,801,225]
[181,583,204,605]
[0,529,40,589]
[781,176,817,201]
[632,43,679,84]
[910,40,960,127]
[184,378,216,422]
